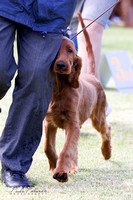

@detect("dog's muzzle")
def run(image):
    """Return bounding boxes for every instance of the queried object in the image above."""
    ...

[56,61,66,70]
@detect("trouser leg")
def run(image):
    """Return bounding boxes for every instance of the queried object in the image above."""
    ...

[0,25,63,173]
[0,17,17,99]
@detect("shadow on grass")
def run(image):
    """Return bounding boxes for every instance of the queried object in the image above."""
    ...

[71,164,132,185]
[111,121,133,134]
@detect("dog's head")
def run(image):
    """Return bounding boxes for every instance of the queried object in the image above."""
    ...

[53,36,82,88]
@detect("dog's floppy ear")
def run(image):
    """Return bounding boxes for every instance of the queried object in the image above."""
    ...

[68,55,82,88]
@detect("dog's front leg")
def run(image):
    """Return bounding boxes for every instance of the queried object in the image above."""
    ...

[53,123,80,182]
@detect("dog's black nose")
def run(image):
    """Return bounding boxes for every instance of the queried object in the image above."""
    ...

[56,61,66,70]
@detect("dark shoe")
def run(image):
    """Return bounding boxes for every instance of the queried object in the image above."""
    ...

[0,107,1,113]
[1,165,32,188]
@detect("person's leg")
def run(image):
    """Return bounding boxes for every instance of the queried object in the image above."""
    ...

[78,0,117,77]
[78,0,116,116]
[0,17,17,99]
[0,25,63,176]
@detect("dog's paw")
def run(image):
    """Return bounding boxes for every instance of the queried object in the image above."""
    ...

[69,167,78,174]
[53,171,68,182]
[49,160,57,172]
[49,167,55,173]
[69,163,78,173]
[101,140,112,160]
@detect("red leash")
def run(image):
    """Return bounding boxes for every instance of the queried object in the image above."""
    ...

[71,0,121,40]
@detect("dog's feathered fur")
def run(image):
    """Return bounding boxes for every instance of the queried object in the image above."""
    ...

[44,12,111,183]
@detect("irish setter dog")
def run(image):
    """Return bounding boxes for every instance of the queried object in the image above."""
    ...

[44,13,111,183]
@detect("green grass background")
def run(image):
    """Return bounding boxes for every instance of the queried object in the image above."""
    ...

[0,26,133,200]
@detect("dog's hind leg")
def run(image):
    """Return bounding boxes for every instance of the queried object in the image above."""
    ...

[44,121,58,172]
[91,91,111,160]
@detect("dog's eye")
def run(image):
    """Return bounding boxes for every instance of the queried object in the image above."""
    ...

[67,48,73,53]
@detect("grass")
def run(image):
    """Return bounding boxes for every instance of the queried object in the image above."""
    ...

[0,25,133,200]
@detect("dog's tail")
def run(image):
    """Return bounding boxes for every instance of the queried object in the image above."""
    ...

[77,12,95,75]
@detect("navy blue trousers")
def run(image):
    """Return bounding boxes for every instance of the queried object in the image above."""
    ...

[0,17,63,173]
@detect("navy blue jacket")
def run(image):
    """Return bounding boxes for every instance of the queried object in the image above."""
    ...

[0,0,77,34]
